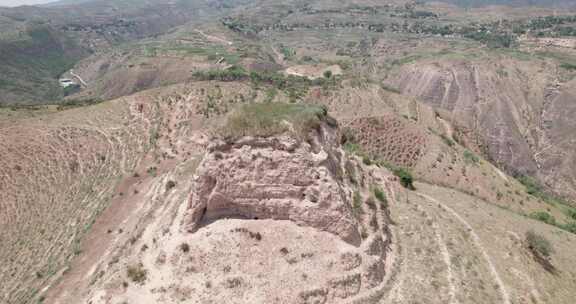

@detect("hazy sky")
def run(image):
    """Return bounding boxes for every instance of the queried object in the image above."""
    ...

[0,0,56,7]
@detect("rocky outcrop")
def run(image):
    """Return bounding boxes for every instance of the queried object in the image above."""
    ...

[186,123,363,245]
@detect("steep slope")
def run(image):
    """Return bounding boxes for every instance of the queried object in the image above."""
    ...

[0,91,150,302]
[48,102,397,304]
[0,80,261,304]
[0,24,86,103]
[384,54,576,202]
[3,1,576,303]
[309,82,576,229]
[0,0,251,104]
[3,78,576,304]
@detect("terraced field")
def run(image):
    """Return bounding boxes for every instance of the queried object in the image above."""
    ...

[0,99,152,302]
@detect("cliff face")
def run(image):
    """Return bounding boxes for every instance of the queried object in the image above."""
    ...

[187,124,363,245]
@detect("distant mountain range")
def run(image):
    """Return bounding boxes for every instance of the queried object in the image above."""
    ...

[439,0,576,8]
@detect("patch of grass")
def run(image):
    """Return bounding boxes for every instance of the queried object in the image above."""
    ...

[343,142,362,155]
[194,68,335,103]
[146,167,157,177]
[537,51,576,71]
[56,98,103,111]
[280,45,296,60]
[529,209,576,233]
[440,134,455,147]
[192,65,248,82]
[264,87,278,103]
[517,175,543,196]
[561,222,576,234]
[463,150,480,165]
[517,175,575,211]
[219,103,332,141]
[560,63,576,70]
[374,187,387,205]
[126,264,147,284]
[565,208,576,221]
[530,211,556,226]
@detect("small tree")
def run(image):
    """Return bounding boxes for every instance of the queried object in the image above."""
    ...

[394,168,415,190]
[323,70,332,79]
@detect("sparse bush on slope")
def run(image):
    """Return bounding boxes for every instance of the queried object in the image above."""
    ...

[525,230,556,272]
[127,264,147,284]
[526,230,554,257]
[392,167,415,190]
[463,150,480,165]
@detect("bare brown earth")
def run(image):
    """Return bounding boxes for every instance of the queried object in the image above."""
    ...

[74,113,397,304]
[3,1,576,303]
[1,77,575,304]
[0,81,264,304]
[384,54,576,202]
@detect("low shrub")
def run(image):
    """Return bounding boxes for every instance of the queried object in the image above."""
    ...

[525,230,554,258]
[180,242,190,253]
[560,222,576,234]
[362,156,373,166]
[165,180,177,192]
[127,264,147,284]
